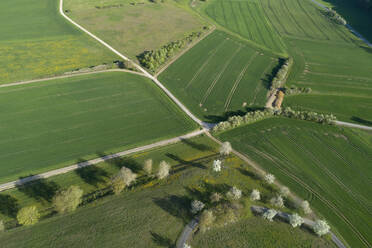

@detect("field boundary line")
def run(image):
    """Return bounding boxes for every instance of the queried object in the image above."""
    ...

[224,52,258,110]
[60,0,204,127]
[200,45,242,105]
[155,26,216,77]
[0,129,205,192]
[0,69,144,88]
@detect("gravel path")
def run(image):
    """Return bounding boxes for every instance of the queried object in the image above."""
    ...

[176,218,199,248]
[334,121,372,131]
[0,129,205,192]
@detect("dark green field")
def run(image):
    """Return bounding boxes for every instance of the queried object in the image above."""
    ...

[0,72,197,183]
[0,136,334,247]
[0,0,117,84]
[159,30,278,121]
[216,117,372,247]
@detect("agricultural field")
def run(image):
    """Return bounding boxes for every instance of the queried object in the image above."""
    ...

[63,0,205,60]
[0,0,117,84]
[0,71,197,184]
[216,117,372,248]
[159,30,279,122]
[0,136,334,247]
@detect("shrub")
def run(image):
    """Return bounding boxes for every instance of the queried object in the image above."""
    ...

[313,219,330,236]
[270,195,284,208]
[199,210,215,232]
[226,186,242,200]
[143,159,152,175]
[263,209,277,221]
[191,200,205,214]
[212,160,222,172]
[264,173,275,184]
[17,206,40,226]
[111,174,126,195]
[0,220,4,232]
[301,200,312,214]
[120,167,137,186]
[210,192,222,203]
[279,186,290,197]
[322,8,346,25]
[157,161,170,179]
[53,185,84,213]
[250,189,261,201]
[219,142,232,156]
[289,213,304,228]
[280,107,337,124]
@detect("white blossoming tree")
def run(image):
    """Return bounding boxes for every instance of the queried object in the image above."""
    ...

[289,213,304,228]
[120,167,137,186]
[226,186,242,200]
[183,244,191,248]
[143,159,152,175]
[219,142,232,156]
[0,220,4,232]
[280,186,290,197]
[157,161,170,179]
[270,195,284,208]
[263,209,277,221]
[210,192,222,203]
[212,160,222,172]
[313,219,330,236]
[250,189,260,201]
[191,200,205,214]
[301,200,312,214]
[264,173,275,184]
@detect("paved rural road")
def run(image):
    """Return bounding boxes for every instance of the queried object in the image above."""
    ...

[251,206,347,248]
[334,121,372,130]
[0,129,205,192]
[176,218,199,248]
[59,0,204,128]
[0,69,143,88]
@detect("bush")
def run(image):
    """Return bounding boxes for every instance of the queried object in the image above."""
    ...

[143,159,152,175]
[280,107,337,124]
[212,160,222,172]
[279,186,290,197]
[0,220,4,232]
[53,185,84,213]
[289,213,304,228]
[219,142,232,156]
[120,167,137,186]
[157,161,170,179]
[210,192,222,203]
[17,206,40,226]
[264,173,275,184]
[262,209,277,221]
[301,200,312,214]
[283,86,312,95]
[270,195,284,208]
[191,200,205,214]
[111,174,126,195]
[199,210,215,232]
[250,189,261,201]
[313,219,331,236]
[226,186,242,200]
[322,8,346,25]
[269,58,293,91]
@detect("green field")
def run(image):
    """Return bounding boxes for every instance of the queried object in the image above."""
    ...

[63,0,205,61]
[159,30,278,121]
[216,117,372,247]
[0,0,117,84]
[0,71,197,183]
[0,136,334,247]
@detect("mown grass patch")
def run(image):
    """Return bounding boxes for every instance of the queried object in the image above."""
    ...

[0,0,117,84]
[0,71,197,183]
[159,30,279,122]
[216,117,372,248]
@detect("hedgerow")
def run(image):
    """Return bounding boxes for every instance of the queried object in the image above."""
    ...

[270,57,293,91]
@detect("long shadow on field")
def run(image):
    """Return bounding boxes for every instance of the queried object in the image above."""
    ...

[166,153,207,172]
[75,164,109,187]
[237,168,261,181]
[0,194,19,218]
[204,107,265,123]
[180,138,214,152]
[150,232,175,248]
[96,152,142,173]
[153,195,192,224]
[17,178,59,203]
[351,116,372,126]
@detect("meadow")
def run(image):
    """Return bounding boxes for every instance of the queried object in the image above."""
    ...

[217,117,372,248]
[159,30,279,122]
[199,0,372,124]
[0,71,197,184]
[63,0,205,61]
[0,136,334,247]
[0,0,117,84]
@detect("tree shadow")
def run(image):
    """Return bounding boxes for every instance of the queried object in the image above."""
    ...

[75,165,109,187]
[166,153,206,172]
[180,138,214,152]
[236,168,261,181]
[184,186,210,204]
[150,232,175,248]
[16,178,59,203]
[153,195,192,224]
[351,116,372,126]
[201,182,230,195]
[96,152,142,173]
[0,194,19,218]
